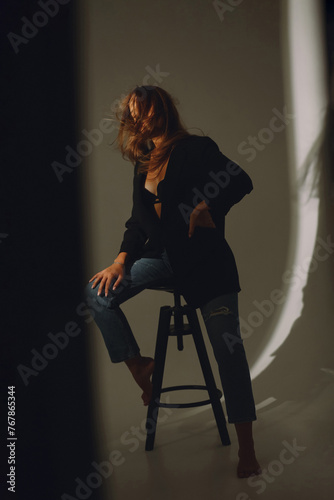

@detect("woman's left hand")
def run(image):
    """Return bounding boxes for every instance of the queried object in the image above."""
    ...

[188,200,216,237]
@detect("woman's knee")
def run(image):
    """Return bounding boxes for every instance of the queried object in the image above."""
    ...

[202,303,244,357]
[84,280,121,312]
[84,281,98,301]
[84,281,108,307]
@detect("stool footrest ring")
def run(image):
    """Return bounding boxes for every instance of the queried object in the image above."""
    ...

[156,384,223,409]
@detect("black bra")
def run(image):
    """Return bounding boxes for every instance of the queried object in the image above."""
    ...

[144,178,165,204]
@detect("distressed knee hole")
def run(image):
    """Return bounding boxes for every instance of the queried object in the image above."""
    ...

[207,306,233,320]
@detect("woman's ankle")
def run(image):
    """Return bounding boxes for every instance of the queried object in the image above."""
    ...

[124,354,143,369]
[234,421,255,450]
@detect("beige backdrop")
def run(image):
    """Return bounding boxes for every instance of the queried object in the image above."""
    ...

[77,1,334,499]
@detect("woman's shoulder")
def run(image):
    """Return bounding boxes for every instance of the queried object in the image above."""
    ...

[175,134,218,154]
[179,133,213,143]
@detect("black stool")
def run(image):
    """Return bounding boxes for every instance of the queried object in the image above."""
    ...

[145,287,231,451]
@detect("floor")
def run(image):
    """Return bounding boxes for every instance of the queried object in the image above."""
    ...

[96,378,334,500]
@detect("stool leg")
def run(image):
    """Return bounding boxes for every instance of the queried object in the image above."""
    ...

[145,305,172,451]
[173,293,184,351]
[186,307,231,446]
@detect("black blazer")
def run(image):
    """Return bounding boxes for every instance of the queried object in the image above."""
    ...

[119,135,253,307]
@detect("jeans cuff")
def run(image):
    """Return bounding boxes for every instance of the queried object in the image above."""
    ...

[109,349,141,363]
[228,415,257,424]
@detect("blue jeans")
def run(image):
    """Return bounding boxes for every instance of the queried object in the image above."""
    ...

[84,251,256,423]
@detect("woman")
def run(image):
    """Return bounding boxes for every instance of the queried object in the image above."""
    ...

[85,85,261,478]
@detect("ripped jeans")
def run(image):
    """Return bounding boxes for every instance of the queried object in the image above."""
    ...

[84,250,256,423]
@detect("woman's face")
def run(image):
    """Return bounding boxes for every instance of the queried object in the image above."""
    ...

[128,95,162,144]
[128,96,154,126]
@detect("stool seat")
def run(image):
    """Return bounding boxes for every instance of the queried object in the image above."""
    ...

[145,287,231,451]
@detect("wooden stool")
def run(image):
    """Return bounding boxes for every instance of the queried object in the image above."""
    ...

[145,288,231,451]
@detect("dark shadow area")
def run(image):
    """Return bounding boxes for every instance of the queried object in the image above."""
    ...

[1,1,102,499]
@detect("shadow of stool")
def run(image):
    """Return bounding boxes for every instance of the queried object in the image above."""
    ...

[145,285,231,451]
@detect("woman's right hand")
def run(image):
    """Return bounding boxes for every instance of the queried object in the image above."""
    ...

[89,263,125,297]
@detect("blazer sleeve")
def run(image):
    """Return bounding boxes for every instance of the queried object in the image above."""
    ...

[118,165,147,259]
[200,137,253,216]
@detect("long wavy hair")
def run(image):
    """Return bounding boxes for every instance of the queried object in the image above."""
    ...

[114,85,192,176]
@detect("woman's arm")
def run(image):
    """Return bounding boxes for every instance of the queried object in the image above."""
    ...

[89,163,148,296]
[188,200,216,237]
[196,137,253,217]
[119,213,147,258]
[113,251,128,265]
[118,162,148,258]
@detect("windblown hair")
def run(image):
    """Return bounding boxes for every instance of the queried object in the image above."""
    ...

[115,85,191,176]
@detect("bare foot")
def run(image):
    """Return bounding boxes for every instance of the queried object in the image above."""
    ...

[141,391,151,406]
[237,448,262,478]
[234,422,261,478]
[125,355,155,406]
